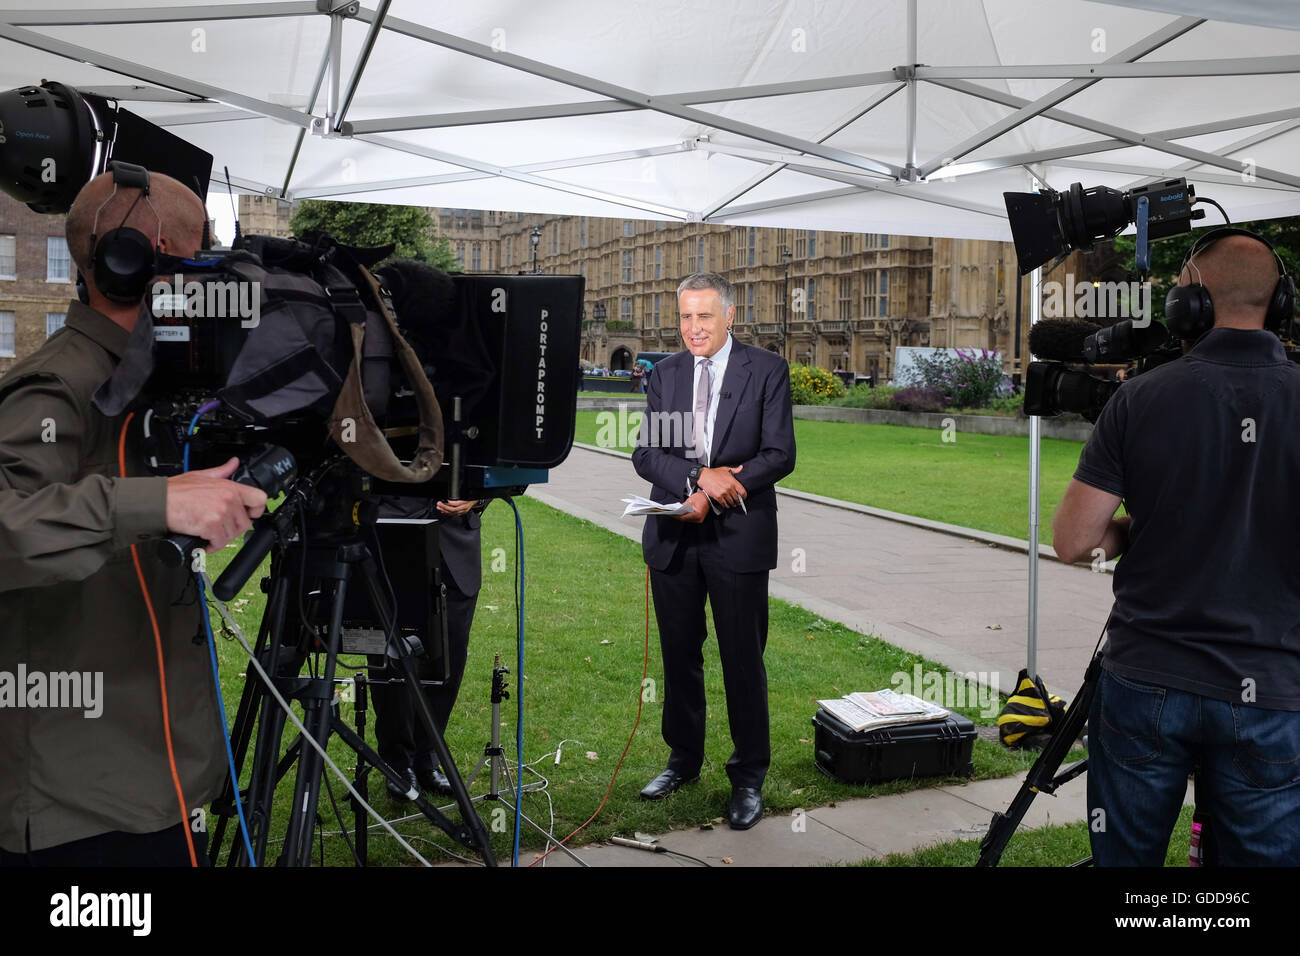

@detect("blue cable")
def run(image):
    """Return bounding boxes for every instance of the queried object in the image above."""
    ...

[185,417,257,866]
[199,575,256,866]
[505,497,525,867]
[182,409,202,473]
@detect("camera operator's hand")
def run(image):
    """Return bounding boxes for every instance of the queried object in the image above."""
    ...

[436,499,479,516]
[165,457,268,553]
[697,464,746,508]
[676,491,710,524]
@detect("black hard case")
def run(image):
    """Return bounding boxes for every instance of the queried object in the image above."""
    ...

[812,709,977,785]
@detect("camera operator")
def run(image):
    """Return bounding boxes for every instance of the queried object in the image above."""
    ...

[0,169,267,866]
[368,496,485,799]
[1053,232,1300,865]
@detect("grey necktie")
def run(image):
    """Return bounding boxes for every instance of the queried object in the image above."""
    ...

[693,357,712,466]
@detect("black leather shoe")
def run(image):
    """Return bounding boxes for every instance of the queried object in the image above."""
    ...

[386,768,419,802]
[417,767,452,795]
[639,768,699,801]
[727,787,763,829]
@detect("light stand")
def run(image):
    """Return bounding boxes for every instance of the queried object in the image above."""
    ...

[461,653,586,865]
[780,246,792,361]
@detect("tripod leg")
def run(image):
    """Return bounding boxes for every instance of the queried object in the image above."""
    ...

[353,673,370,866]
[209,583,275,864]
[332,719,480,852]
[236,573,297,866]
[976,653,1101,867]
[357,552,498,866]
[281,575,348,867]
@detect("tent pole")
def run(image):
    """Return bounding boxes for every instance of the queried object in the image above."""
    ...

[928,77,1300,190]
[917,15,1201,179]
[281,45,332,197]
[904,0,917,175]
[326,8,343,130]
[336,0,391,131]
[368,11,903,179]
[1027,261,1043,678]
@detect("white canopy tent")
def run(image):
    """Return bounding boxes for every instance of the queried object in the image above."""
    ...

[0,0,1297,238]
[2,0,1298,680]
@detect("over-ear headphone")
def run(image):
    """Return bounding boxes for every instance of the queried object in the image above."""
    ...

[1164,227,1295,340]
[87,161,162,303]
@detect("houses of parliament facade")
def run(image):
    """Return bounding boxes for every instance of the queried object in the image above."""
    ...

[2,188,1034,384]
[237,196,1037,385]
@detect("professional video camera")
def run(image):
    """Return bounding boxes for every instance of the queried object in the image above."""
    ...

[138,232,584,502]
[1004,177,1209,421]
[1,79,585,865]
[1,80,583,503]
[1022,314,1178,421]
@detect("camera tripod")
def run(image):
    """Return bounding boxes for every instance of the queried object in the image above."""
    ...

[977,651,1216,867]
[208,469,496,867]
[977,654,1099,867]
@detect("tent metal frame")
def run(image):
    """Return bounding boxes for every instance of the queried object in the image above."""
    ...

[1,1,1297,218]
[3,0,1299,726]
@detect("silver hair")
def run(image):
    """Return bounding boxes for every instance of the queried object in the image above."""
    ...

[677,272,734,311]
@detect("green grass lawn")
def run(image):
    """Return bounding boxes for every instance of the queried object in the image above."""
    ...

[204,494,1047,866]
[859,805,1194,867]
[575,411,1088,545]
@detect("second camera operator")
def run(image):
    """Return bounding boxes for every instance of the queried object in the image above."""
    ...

[1053,230,1300,866]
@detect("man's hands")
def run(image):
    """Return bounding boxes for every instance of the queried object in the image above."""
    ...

[676,491,710,524]
[437,499,479,516]
[677,466,746,521]
[165,457,268,553]
[696,464,746,507]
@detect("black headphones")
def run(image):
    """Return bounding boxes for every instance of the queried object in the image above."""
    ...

[87,161,162,303]
[1164,227,1295,340]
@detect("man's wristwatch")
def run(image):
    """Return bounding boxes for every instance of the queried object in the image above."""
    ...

[688,465,701,487]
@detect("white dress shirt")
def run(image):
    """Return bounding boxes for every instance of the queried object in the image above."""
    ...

[692,331,732,466]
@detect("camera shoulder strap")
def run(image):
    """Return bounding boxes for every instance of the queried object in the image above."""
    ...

[326,265,444,483]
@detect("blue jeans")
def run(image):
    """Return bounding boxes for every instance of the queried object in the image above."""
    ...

[1088,667,1300,866]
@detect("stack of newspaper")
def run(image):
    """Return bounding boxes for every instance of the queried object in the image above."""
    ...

[817,688,952,733]
[621,495,693,517]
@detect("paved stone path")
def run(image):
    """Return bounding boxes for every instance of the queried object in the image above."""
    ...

[528,444,1117,698]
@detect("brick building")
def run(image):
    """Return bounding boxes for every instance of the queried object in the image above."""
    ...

[236,195,1037,383]
[495,213,1030,383]
[5,189,1041,385]
[0,192,78,376]
[238,193,294,240]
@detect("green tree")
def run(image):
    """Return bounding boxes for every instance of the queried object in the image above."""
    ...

[1113,215,1300,322]
[289,200,459,271]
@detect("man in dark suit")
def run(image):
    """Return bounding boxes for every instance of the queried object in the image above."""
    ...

[631,272,796,829]
[370,498,485,798]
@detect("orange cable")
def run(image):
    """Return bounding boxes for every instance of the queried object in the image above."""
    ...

[528,565,652,866]
[120,412,198,867]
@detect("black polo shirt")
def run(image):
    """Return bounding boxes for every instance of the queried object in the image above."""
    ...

[1074,327,1300,710]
